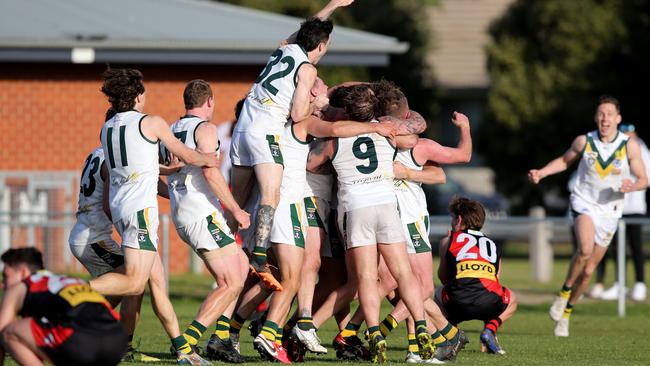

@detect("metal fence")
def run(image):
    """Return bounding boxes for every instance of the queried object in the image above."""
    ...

[1,209,648,317]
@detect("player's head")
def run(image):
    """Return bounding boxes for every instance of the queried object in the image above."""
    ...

[343,85,378,122]
[101,68,145,113]
[311,77,329,101]
[184,79,214,119]
[448,196,486,231]
[372,80,408,118]
[329,86,353,109]
[594,95,622,137]
[1,247,44,288]
[296,17,334,64]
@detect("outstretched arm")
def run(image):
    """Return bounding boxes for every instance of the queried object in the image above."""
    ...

[196,123,250,230]
[621,138,649,193]
[141,115,219,168]
[393,161,446,185]
[528,135,585,184]
[285,0,355,43]
[307,117,396,139]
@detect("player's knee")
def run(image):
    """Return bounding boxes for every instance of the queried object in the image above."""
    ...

[125,279,147,296]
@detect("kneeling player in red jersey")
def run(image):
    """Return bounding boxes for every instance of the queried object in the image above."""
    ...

[0,248,127,366]
[436,197,517,355]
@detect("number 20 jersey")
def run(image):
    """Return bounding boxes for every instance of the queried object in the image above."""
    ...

[100,111,159,222]
[445,229,502,295]
[331,131,397,212]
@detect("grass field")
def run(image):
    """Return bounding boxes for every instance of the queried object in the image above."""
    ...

[4,253,650,365]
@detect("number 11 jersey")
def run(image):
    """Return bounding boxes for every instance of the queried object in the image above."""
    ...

[100,111,159,222]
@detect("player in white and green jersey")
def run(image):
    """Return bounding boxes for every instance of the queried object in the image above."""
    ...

[529,95,647,337]
[90,68,218,365]
[159,80,251,363]
[229,1,354,284]
[306,85,435,363]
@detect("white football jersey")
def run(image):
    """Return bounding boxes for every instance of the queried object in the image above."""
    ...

[236,44,311,132]
[165,116,223,228]
[279,121,311,204]
[572,130,630,216]
[70,146,113,245]
[331,127,397,212]
[393,149,429,223]
[100,111,159,222]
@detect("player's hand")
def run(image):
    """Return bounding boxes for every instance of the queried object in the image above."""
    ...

[375,121,397,139]
[451,111,470,129]
[528,169,542,184]
[167,153,185,171]
[620,178,635,193]
[203,152,220,168]
[234,209,251,230]
[393,161,409,179]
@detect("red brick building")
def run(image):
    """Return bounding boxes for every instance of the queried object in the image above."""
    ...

[0,0,406,273]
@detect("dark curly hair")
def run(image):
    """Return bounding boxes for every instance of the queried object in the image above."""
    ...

[101,68,145,112]
[329,86,354,108]
[296,17,333,52]
[343,85,378,122]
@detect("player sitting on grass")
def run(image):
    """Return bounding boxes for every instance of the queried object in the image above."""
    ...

[0,248,127,366]
[436,197,518,355]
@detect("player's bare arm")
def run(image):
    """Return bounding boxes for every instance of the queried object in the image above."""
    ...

[285,0,355,43]
[393,161,446,185]
[196,123,250,230]
[379,110,427,135]
[0,282,26,335]
[621,137,649,193]
[528,135,586,184]
[305,116,397,139]
[306,138,335,172]
[141,115,219,168]
[292,64,322,122]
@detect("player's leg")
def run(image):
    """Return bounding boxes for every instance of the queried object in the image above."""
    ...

[1,318,48,366]
[481,289,517,355]
[90,247,156,296]
[228,165,255,232]
[549,214,595,321]
[627,219,646,300]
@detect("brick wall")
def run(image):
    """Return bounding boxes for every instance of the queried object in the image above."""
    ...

[0,63,260,272]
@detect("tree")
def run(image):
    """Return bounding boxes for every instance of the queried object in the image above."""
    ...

[480,0,638,213]
[216,0,440,122]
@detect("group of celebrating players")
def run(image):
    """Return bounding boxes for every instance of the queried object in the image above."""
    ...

[6,0,645,365]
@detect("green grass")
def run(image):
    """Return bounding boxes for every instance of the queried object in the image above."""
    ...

[4,257,650,365]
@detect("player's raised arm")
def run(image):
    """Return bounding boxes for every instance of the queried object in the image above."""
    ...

[196,123,250,230]
[394,161,446,185]
[621,137,649,193]
[141,115,218,168]
[285,0,355,43]
[528,135,586,184]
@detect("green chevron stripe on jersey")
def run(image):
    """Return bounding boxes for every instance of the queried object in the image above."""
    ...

[206,214,235,248]
[290,203,305,248]
[136,209,156,251]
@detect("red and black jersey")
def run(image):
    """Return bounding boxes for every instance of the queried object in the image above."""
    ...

[19,271,118,322]
[444,229,502,296]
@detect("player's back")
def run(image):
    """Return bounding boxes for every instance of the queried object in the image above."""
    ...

[393,148,428,222]
[331,129,396,212]
[165,116,222,228]
[236,44,310,133]
[100,110,159,222]
[445,229,501,295]
[572,130,630,213]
